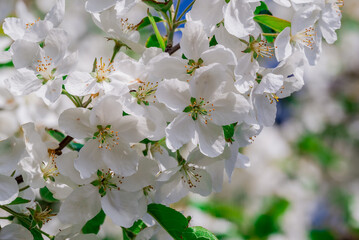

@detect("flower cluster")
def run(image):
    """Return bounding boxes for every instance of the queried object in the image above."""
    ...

[0,0,343,239]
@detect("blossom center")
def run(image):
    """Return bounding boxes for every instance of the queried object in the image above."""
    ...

[94,58,114,83]
[93,125,120,150]
[185,58,204,75]
[183,97,214,124]
[291,27,316,49]
[25,17,41,29]
[91,169,124,197]
[41,149,59,182]
[251,40,274,58]
[36,56,56,83]
[180,164,203,189]
[129,79,158,105]
[120,18,137,34]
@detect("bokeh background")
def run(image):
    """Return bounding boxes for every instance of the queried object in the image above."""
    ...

[1,0,359,239]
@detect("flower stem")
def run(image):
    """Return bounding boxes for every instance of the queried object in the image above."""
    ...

[176,0,196,22]
[173,0,181,24]
[19,185,30,192]
[0,205,54,240]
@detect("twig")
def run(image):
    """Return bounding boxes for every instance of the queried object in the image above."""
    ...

[167,43,181,55]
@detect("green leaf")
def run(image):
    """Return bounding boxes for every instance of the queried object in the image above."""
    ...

[39,186,59,203]
[147,9,166,51]
[147,203,189,240]
[46,129,84,151]
[146,34,162,48]
[254,1,271,15]
[143,0,173,13]
[254,2,276,42]
[309,230,336,240]
[137,16,163,30]
[82,209,106,234]
[7,197,31,205]
[191,201,244,227]
[253,15,291,33]
[252,197,290,238]
[182,226,218,240]
[297,133,339,168]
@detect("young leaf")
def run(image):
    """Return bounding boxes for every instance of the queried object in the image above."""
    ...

[182,226,218,240]
[82,209,106,234]
[147,203,189,240]
[7,197,31,205]
[147,9,166,51]
[253,15,291,33]
[143,0,173,13]
[254,1,276,42]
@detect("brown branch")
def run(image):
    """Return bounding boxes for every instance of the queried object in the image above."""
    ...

[15,175,23,184]
[54,136,74,156]
[166,43,181,55]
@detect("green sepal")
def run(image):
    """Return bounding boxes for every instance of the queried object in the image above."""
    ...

[130,90,138,98]
[249,35,255,43]
[190,97,196,105]
[91,180,101,187]
[99,186,106,197]
[183,106,193,113]
[243,47,252,53]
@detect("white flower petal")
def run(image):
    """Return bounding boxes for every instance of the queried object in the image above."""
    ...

[102,190,147,228]
[65,71,98,96]
[44,77,63,103]
[196,120,225,157]
[85,0,117,13]
[0,137,24,175]
[0,175,18,205]
[224,0,256,38]
[156,79,190,112]
[166,113,195,151]
[2,18,25,41]
[120,157,158,192]
[201,45,237,66]
[75,139,106,179]
[59,108,95,139]
[6,69,41,96]
[180,21,209,60]
[11,40,40,69]
[58,185,102,225]
[22,122,48,161]
[0,224,33,240]
[274,27,292,62]
[101,144,139,177]
[44,0,65,27]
